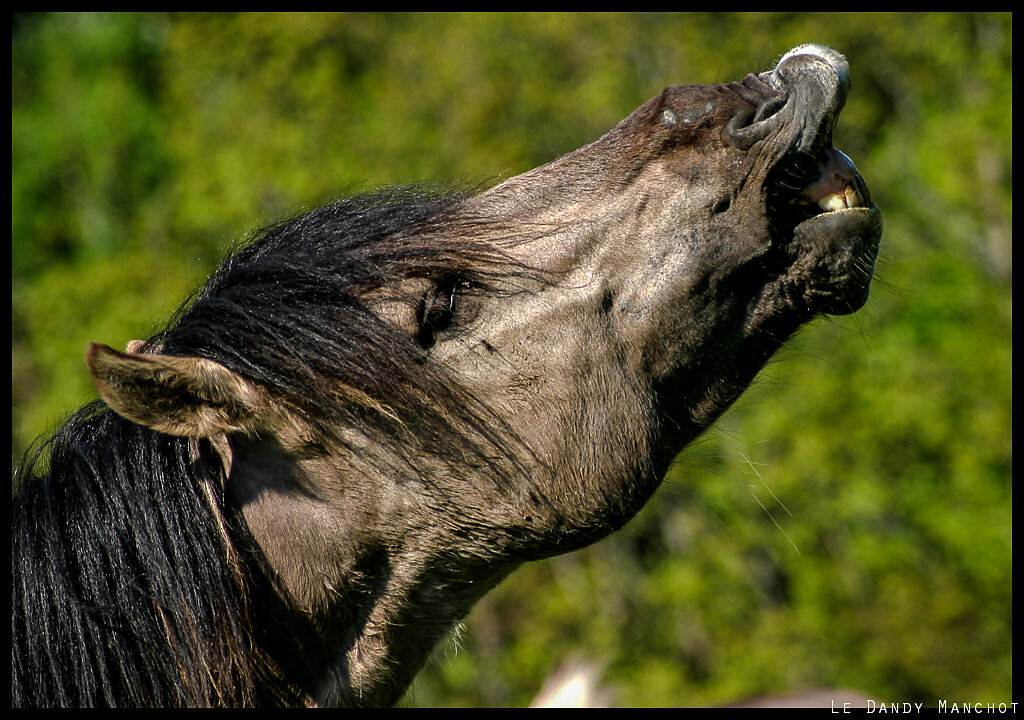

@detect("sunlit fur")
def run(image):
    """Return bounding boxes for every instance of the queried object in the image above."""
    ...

[13,45,880,708]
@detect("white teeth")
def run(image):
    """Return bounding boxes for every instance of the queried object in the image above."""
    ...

[816,184,864,212]
[818,192,848,212]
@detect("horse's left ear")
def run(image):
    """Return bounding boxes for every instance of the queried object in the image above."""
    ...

[86,342,268,438]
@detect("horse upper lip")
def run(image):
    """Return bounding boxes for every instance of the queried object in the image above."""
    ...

[767,44,850,98]
[726,44,849,161]
[752,45,874,219]
[761,43,851,157]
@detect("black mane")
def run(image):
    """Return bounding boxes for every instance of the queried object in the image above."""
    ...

[12,186,545,707]
[12,404,262,706]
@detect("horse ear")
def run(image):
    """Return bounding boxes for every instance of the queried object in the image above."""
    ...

[86,342,267,438]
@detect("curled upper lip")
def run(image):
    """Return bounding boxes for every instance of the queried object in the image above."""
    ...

[726,44,852,160]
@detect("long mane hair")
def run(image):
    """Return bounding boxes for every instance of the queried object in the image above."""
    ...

[12,185,545,707]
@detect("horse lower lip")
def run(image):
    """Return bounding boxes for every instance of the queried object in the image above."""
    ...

[793,204,882,241]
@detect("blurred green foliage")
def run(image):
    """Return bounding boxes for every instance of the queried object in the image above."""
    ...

[12,12,1011,708]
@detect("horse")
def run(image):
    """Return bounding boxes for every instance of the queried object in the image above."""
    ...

[12,44,881,707]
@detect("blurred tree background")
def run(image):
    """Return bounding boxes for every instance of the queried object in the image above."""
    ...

[12,12,1011,708]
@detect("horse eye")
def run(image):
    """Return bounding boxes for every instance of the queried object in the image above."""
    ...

[417,275,463,349]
